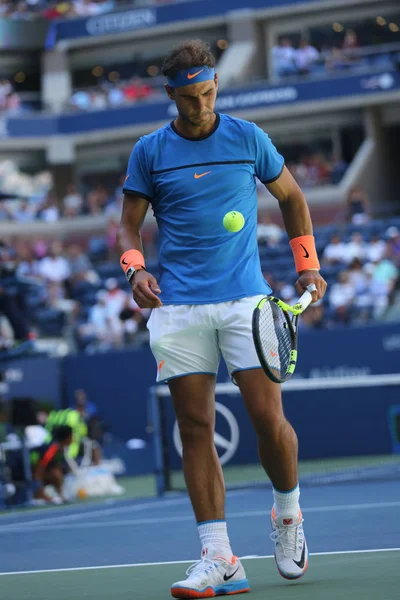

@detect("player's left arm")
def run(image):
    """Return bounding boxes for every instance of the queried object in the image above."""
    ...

[266,165,327,302]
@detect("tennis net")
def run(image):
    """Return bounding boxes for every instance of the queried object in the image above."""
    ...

[148,373,400,496]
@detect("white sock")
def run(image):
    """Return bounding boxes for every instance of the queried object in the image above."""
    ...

[197,520,233,561]
[273,483,300,517]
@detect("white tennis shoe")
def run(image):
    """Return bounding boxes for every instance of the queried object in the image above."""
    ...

[170,555,250,598]
[270,508,309,580]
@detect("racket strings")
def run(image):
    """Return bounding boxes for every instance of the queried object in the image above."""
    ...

[258,301,293,379]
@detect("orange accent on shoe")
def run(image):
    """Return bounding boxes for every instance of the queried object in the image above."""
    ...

[170,587,250,598]
[213,556,237,564]
[271,507,276,521]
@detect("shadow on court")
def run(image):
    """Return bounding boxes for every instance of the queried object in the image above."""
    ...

[0,553,398,600]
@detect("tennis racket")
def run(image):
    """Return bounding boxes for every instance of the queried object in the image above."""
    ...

[252,283,317,384]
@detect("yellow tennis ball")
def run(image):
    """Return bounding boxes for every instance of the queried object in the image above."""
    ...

[223,211,245,232]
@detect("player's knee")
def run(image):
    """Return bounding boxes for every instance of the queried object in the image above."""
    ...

[251,405,287,438]
[177,413,214,446]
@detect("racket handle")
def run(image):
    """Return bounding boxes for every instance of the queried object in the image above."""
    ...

[297,283,317,312]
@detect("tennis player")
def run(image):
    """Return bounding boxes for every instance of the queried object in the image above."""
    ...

[118,40,327,598]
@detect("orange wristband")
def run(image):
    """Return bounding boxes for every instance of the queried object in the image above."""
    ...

[289,235,320,273]
[120,249,145,274]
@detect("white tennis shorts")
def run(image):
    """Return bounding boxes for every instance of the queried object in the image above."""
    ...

[147,295,272,383]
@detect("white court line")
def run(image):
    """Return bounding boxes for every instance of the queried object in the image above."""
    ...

[3,500,400,534]
[0,489,250,530]
[0,496,191,530]
[0,548,399,577]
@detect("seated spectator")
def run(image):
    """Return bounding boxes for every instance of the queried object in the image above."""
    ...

[342,28,361,64]
[104,277,128,319]
[30,425,73,505]
[67,244,99,285]
[329,271,355,323]
[329,153,348,184]
[70,89,92,111]
[322,234,346,264]
[108,83,125,108]
[272,38,297,78]
[295,39,320,75]
[106,216,119,259]
[63,184,83,218]
[79,289,123,350]
[342,232,366,264]
[300,300,325,329]
[347,257,365,287]
[38,242,71,287]
[325,47,352,72]
[16,246,42,281]
[365,235,387,263]
[73,388,98,422]
[12,200,36,222]
[257,214,283,246]
[123,77,152,104]
[72,388,102,463]
[345,186,370,225]
[37,191,60,223]
[386,226,400,267]
[370,252,399,295]
[119,296,147,344]
[354,263,391,321]
[87,183,109,215]
[0,244,31,342]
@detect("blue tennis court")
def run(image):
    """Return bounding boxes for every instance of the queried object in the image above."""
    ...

[1,479,399,599]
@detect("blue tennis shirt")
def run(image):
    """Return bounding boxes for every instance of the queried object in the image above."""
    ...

[124,113,284,304]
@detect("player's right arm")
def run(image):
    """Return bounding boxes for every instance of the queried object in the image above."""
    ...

[118,193,162,308]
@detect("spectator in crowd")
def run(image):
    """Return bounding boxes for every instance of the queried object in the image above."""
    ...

[329,153,348,184]
[63,184,84,218]
[300,300,325,329]
[87,183,109,215]
[345,186,370,225]
[347,257,365,288]
[37,191,60,223]
[12,200,36,222]
[322,234,346,264]
[30,424,73,505]
[67,244,99,285]
[329,271,355,323]
[0,243,31,343]
[295,38,320,75]
[257,214,283,246]
[38,242,71,301]
[272,38,297,78]
[72,388,102,462]
[70,89,92,111]
[108,82,126,107]
[342,29,360,53]
[386,226,400,267]
[80,289,123,349]
[73,388,98,422]
[342,232,366,264]
[119,295,147,344]
[16,246,42,280]
[365,235,387,263]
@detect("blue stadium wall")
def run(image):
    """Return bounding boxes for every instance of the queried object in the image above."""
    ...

[2,323,400,475]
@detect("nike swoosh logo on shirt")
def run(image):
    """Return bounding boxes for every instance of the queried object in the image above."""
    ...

[187,69,204,79]
[300,244,309,258]
[194,171,211,179]
[293,544,306,569]
[223,567,240,581]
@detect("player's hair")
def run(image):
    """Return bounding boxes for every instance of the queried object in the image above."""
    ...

[52,425,73,443]
[162,39,216,81]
